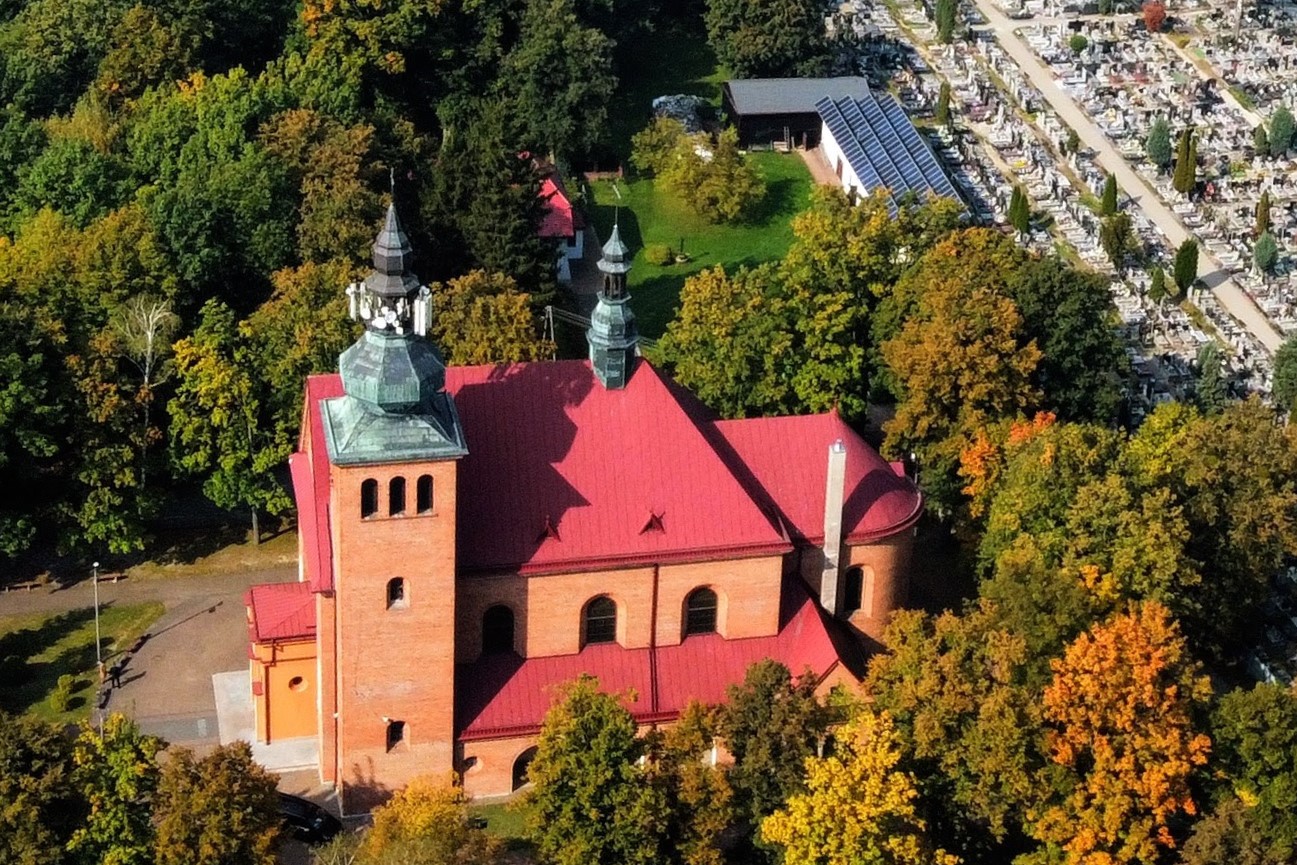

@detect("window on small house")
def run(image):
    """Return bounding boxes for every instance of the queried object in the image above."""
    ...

[416,475,433,514]
[361,479,379,518]
[582,596,617,646]
[482,605,516,654]
[386,720,406,752]
[684,588,718,636]
[387,577,407,609]
[389,477,406,516]
[843,568,863,614]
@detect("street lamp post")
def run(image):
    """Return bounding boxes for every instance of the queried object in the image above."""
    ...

[92,561,102,679]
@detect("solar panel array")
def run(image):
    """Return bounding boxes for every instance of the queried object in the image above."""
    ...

[816,94,963,215]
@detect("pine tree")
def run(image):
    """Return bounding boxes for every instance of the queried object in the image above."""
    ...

[1270,105,1295,157]
[1100,174,1118,216]
[935,81,951,127]
[1173,238,1199,294]
[935,0,957,43]
[1256,190,1272,237]
[1146,117,1172,171]
[1254,231,1279,277]
[1194,342,1229,413]
[1009,186,1030,235]
[1149,267,1167,303]
[1254,124,1270,156]
[1173,128,1196,195]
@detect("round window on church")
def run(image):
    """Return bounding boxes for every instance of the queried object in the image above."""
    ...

[289,676,307,692]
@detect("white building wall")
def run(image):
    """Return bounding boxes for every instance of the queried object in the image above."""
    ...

[819,122,864,199]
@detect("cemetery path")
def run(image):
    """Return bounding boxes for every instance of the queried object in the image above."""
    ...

[973,0,1287,353]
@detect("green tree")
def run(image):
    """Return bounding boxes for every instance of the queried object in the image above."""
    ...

[1254,123,1270,156]
[94,5,193,105]
[936,0,957,43]
[1194,342,1229,414]
[1272,335,1297,415]
[647,702,735,865]
[1182,797,1289,865]
[168,299,291,542]
[659,127,767,224]
[12,138,130,228]
[935,81,952,126]
[1148,266,1167,303]
[1173,238,1198,293]
[1254,230,1279,276]
[761,710,959,865]
[1068,32,1088,53]
[499,0,616,159]
[1008,185,1030,236]
[1145,116,1172,171]
[1007,256,1126,423]
[1270,106,1295,157]
[429,270,554,365]
[1065,127,1081,155]
[715,660,830,830]
[1255,190,1272,237]
[1173,128,1196,194]
[1100,174,1118,216]
[705,0,835,78]
[657,265,795,419]
[524,676,667,865]
[67,714,164,865]
[0,712,76,865]
[152,742,282,865]
[1099,212,1134,272]
[630,116,688,177]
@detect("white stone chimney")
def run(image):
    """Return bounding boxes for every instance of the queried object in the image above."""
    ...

[819,439,847,614]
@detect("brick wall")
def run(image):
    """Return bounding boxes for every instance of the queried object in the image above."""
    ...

[330,457,461,814]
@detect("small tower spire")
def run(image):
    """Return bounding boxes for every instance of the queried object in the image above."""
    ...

[587,221,639,389]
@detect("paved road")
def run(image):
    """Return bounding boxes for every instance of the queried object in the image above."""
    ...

[971,0,1287,353]
[0,566,296,745]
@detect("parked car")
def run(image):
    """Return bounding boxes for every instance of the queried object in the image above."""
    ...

[279,792,342,844]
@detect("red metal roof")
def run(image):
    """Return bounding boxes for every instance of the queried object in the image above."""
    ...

[707,413,922,544]
[447,361,790,574]
[456,581,844,740]
[537,177,575,239]
[295,361,918,586]
[245,581,317,642]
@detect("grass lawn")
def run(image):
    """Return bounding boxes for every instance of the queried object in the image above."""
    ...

[588,152,815,338]
[125,528,296,581]
[0,601,165,724]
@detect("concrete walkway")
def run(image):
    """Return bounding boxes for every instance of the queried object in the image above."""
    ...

[972,0,1287,353]
[213,670,318,771]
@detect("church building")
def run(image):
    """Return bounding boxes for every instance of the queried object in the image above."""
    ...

[244,204,923,812]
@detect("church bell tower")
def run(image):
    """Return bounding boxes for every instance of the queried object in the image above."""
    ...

[587,224,640,389]
[319,200,467,812]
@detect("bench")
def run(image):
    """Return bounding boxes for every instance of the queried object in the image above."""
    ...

[5,580,46,592]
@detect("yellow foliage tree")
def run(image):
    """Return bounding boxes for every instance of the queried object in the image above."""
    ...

[1034,602,1212,865]
[360,777,498,865]
[430,270,553,365]
[760,710,960,865]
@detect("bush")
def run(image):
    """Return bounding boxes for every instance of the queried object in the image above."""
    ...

[644,243,673,266]
[49,676,75,712]
[1069,33,1088,54]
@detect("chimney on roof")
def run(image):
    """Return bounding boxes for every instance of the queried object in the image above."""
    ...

[819,439,847,615]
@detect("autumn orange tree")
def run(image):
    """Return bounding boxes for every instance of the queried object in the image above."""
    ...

[761,710,959,865]
[429,270,555,366]
[1033,602,1211,865]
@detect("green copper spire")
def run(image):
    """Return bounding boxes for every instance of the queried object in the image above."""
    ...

[587,222,639,389]
[322,199,467,464]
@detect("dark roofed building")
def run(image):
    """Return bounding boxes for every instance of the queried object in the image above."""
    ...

[723,77,873,147]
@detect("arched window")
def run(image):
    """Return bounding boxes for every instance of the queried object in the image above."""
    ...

[582,596,617,646]
[386,720,406,751]
[482,605,515,654]
[843,567,863,614]
[684,588,718,636]
[361,479,378,518]
[389,477,406,516]
[387,577,407,610]
[416,475,433,514]
[512,746,538,791]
